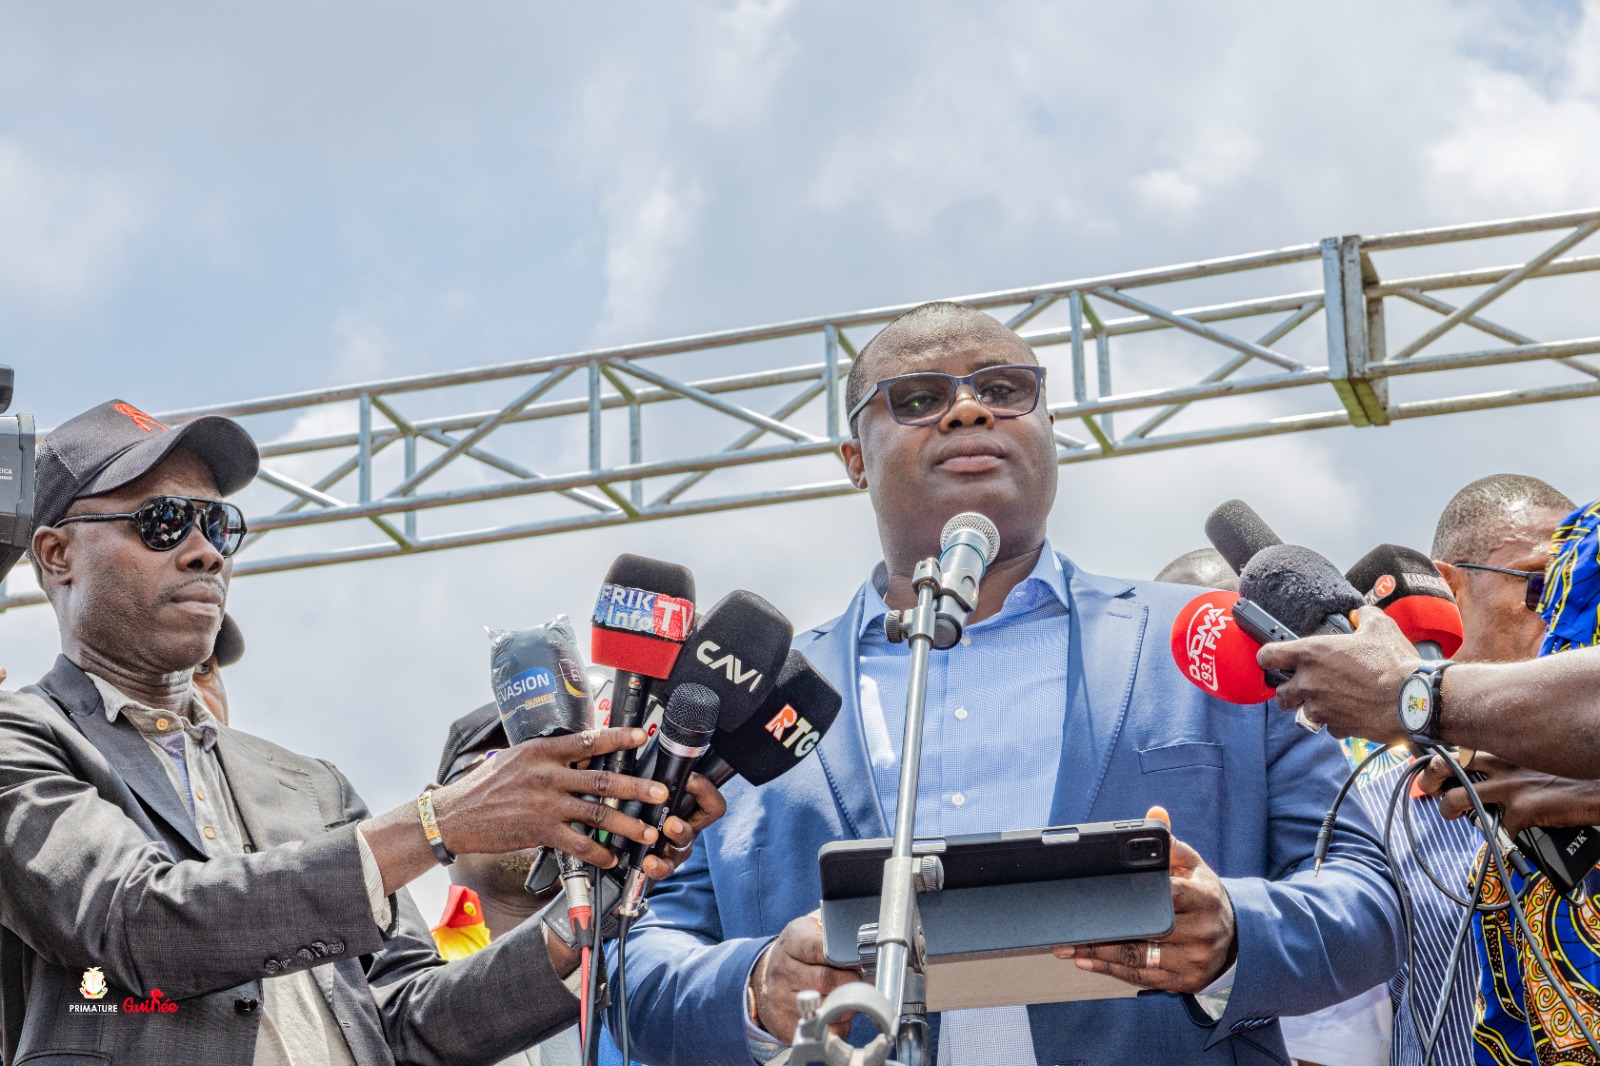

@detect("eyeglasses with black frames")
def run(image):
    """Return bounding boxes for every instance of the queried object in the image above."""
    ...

[1453,562,1547,613]
[848,364,1047,429]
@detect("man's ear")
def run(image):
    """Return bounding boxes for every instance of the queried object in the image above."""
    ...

[1435,560,1467,602]
[840,438,868,490]
[31,525,74,588]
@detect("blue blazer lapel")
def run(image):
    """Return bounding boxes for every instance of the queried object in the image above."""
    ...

[38,656,209,858]
[803,590,888,841]
[1047,560,1147,827]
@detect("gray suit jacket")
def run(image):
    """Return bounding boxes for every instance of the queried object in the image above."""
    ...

[0,656,579,1066]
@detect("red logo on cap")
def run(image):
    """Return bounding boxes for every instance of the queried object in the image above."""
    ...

[114,403,167,434]
[1374,575,1396,599]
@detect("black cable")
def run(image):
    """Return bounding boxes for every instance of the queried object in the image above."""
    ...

[1313,741,1401,871]
[1436,746,1600,1062]
[616,914,634,1066]
[1420,850,1488,1066]
[1371,746,1497,1062]
[583,863,605,1066]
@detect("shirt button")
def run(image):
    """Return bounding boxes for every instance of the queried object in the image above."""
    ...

[960,634,972,647]
[954,708,968,721]
[951,793,966,807]
[195,787,206,801]
[203,827,216,840]
[155,718,170,731]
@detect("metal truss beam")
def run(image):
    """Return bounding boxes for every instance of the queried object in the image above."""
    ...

[6,208,1599,610]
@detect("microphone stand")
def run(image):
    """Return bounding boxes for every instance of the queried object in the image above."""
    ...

[792,557,945,1066]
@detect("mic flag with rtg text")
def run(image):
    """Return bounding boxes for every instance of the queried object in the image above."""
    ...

[487,615,593,743]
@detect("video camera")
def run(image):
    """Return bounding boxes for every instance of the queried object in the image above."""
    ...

[0,366,36,582]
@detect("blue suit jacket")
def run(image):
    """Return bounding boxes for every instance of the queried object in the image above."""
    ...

[613,556,1401,1065]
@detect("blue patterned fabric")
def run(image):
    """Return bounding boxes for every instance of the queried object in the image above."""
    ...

[1538,498,1600,656]
[1472,496,1600,1066]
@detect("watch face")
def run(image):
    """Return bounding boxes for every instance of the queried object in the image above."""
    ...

[1400,675,1433,733]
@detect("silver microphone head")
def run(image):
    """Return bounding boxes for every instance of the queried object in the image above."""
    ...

[940,512,1000,563]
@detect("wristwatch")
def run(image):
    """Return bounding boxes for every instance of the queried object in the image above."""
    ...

[1398,660,1452,741]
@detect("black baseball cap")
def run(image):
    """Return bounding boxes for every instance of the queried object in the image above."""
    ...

[34,400,259,536]
[436,702,509,786]
[213,613,246,668]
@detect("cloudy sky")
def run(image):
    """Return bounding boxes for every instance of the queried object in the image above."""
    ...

[3,0,1598,918]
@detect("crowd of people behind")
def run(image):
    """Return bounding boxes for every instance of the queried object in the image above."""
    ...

[3,301,1600,1066]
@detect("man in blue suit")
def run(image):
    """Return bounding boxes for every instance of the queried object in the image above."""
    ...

[614,302,1401,1065]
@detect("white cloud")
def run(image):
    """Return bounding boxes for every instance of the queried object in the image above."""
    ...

[692,0,798,129]
[0,139,143,301]
[592,170,706,344]
[331,309,395,381]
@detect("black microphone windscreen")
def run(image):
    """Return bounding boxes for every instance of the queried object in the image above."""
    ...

[711,650,842,786]
[1204,500,1284,575]
[664,590,793,733]
[661,683,720,745]
[1238,544,1365,636]
[1345,544,1452,606]
[1345,543,1464,656]
[488,617,593,744]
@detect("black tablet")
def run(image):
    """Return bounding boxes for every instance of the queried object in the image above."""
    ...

[818,820,1176,1010]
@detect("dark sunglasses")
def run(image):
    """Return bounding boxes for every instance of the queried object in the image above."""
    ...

[55,495,248,558]
[848,364,1046,429]
[1453,562,1547,612]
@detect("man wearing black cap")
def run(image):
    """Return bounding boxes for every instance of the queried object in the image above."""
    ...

[0,399,709,1066]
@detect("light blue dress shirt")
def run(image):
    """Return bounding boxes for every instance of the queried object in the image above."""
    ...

[854,544,1073,1066]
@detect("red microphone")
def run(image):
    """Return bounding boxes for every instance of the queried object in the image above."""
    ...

[590,554,696,777]
[1169,589,1276,704]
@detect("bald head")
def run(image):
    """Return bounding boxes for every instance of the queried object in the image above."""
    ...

[846,302,1037,437]
[1156,548,1239,591]
[1433,474,1573,562]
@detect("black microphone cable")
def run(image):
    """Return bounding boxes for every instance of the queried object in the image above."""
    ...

[1322,741,1600,1066]
[616,913,635,1066]
[1378,752,1494,1066]
[582,861,605,1066]
[1433,745,1600,1062]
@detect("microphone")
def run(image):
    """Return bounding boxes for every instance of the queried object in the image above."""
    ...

[616,683,721,918]
[1234,545,1366,732]
[673,650,845,820]
[608,589,793,852]
[662,590,793,731]
[1237,544,1365,639]
[539,655,842,946]
[1204,499,1283,576]
[1345,544,1464,659]
[1168,589,1278,705]
[933,512,1000,650]
[487,618,593,744]
[487,619,604,898]
[590,554,696,775]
